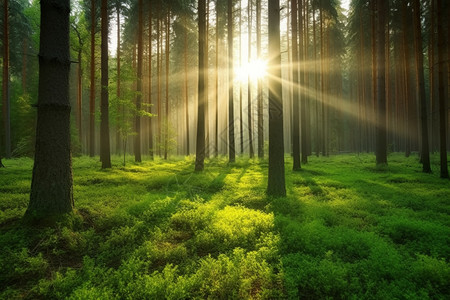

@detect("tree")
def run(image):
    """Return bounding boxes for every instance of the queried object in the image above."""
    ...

[291,0,301,171]
[436,0,449,178]
[247,0,254,158]
[256,0,263,158]
[100,0,111,168]
[195,0,206,171]
[412,0,431,173]
[135,0,143,162]
[227,0,235,162]
[267,0,286,197]
[375,0,387,166]
[25,0,73,218]
[2,0,11,159]
[88,0,97,157]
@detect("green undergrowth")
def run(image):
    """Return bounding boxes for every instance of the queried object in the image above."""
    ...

[0,153,449,299]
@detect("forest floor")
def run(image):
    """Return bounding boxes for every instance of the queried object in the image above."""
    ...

[0,153,449,299]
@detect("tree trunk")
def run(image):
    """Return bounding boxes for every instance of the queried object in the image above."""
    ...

[205,0,210,158]
[247,0,254,158]
[116,4,121,154]
[437,0,449,178]
[184,15,190,156]
[376,0,387,166]
[412,0,431,173]
[157,2,162,157]
[26,0,73,218]
[267,0,286,197]
[256,0,263,158]
[149,3,154,159]
[100,0,111,168]
[134,0,143,162]
[2,0,11,159]
[291,0,301,171]
[164,7,170,160]
[89,0,96,157]
[195,0,206,171]
[228,0,236,162]
[215,5,219,157]
[239,1,244,155]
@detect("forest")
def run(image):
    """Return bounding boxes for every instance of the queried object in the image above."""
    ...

[0,0,449,298]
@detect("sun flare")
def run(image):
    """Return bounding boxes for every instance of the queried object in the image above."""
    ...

[235,59,268,82]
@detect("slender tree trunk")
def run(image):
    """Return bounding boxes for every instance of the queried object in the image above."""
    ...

[248,0,254,158]
[320,5,326,156]
[100,0,111,168]
[313,7,319,156]
[2,0,11,159]
[239,1,244,155]
[148,3,154,159]
[116,5,121,154]
[89,0,96,157]
[291,0,301,171]
[205,0,210,158]
[412,0,431,172]
[371,0,377,155]
[134,0,143,162]
[267,0,286,197]
[157,2,162,157]
[228,0,235,162]
[437,0,449,178]
[195,0,206,171]
[26,0,73,218]
[256,0,263,158]
[376,0,387,166]
[299,0,307,163]
[77,49,82,149]
[184,15,190,156]
[215,5,219,157]
[302,0,310,160]
[164,7,170,160]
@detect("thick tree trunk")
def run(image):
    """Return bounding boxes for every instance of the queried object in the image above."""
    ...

[413,0,431,173]
[437,0,449,178]
[228,0,235,162]
[100,0,111,168]
[26,0,73,218]
[376,0,387,166]
[2,0,11,159]
[267,0,286,197]
[195,0,206,171]
[291,0,301,171]
[89,0,96,157]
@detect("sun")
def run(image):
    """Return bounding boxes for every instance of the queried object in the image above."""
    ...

[235,59,268,83]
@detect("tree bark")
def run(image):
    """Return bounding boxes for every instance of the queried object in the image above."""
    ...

[134,0,143,162]
[376,0,387,166]
[195,0,206,171]
[100,0,111,168]
[413,0,431,173]
[247,0,254,158]
[184,14,190,156]
[437,0,449,178]
[2,0,11,158]
[164,7,170,160]
[256,0,263,158]
[149,2,154,159]
[267,0,286,197]
[228,0,235,162]
[26,0,73,218]
[89,0,96,157]
[291,0,301,171]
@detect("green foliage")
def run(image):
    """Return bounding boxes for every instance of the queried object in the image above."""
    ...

[0,154,449,298]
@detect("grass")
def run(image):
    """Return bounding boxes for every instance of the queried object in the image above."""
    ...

[0,153,449,299]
